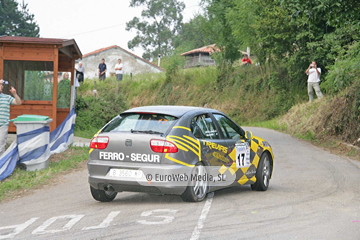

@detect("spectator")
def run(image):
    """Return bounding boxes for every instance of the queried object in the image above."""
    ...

[241,54,252,66]
[98,58,107,80]
[0,80,22,156]
[75,62,85,86]
[305,61,323,102]
[115,59,123,81]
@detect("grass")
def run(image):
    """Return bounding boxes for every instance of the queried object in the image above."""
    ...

[348,148,358,157]
[74,127,98,139]
[0,146,89,202]
[247,106,360,162]
[296,131,317,141]
[248,118,287,132]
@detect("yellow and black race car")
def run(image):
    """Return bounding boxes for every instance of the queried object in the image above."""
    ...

[88,105,274,202]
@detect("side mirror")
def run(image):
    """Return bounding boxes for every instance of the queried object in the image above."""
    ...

[245,131,253,140]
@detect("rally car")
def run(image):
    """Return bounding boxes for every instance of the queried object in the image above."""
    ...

[87,105,274,202]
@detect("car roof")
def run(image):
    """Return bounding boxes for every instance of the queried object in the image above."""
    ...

[122,105,217,118]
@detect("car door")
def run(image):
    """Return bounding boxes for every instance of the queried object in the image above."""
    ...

[212,113,257,183]
[190,114,230,167]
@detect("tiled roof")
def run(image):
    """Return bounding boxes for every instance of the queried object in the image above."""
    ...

[180,44,250,57]
[180,44,219,56]
[82,45,118,58]
[0,35,65,44]
[82,45,165,71]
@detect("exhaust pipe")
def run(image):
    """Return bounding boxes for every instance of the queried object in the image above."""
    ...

[104,184,115,192]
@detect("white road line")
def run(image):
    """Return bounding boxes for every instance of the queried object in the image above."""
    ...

[137,209,178,225]
[190,192,214,240]
[82,211,121,230]
[32,215,85,235]
[0,218,38,239]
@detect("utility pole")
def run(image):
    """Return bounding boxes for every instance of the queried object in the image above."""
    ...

[158,54,161,66]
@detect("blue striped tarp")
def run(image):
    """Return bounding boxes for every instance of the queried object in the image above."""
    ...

[0,108,77,180]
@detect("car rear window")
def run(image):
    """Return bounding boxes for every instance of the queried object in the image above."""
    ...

[101,113,178,134]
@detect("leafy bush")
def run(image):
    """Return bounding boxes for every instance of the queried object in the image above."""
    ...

[75,78,129,137]
[322,41,360,94]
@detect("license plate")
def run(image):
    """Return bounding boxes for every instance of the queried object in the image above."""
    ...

[108,169,143,179]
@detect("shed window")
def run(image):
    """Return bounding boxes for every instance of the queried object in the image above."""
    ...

[4,60,54,101]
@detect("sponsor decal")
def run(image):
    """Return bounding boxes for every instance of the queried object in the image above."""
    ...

[131,153,160,163]
[99,152,160,163]
[212,151,231,163]
[204,130,218,137]
[245,169,256,177]
[202,140,228,153]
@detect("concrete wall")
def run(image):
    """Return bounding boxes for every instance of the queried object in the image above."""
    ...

[79,46,164,79]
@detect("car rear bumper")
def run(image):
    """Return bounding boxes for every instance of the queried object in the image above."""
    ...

[87,160,193,195]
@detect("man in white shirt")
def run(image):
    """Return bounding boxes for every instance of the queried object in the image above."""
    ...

[115,59,123,81]
[305,61,323,102]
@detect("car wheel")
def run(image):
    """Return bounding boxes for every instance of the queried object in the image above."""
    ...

[90,186,117,202]
[181,163,208,202]
[251,153,272,191]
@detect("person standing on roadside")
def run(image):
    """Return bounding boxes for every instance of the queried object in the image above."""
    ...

[306,61,323,102]
[115,59,123,81]
[75,62,85,86]
[98,58,107,81]
[0,80,22,156]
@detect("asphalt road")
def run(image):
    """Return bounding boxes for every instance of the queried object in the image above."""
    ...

[1,127,359,240]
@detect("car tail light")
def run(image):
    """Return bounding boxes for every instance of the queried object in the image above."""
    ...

[150,139,178,153]
[90,136,109,149]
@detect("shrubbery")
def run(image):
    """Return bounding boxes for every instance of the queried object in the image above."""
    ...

[75,61,300,135]
[322,41,360,94]
[75,78,128,138]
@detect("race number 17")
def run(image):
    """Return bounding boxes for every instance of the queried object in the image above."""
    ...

[235,143,250,168]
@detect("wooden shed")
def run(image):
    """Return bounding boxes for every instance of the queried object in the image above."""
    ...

[0,36,82,132]
[180,44,218,68]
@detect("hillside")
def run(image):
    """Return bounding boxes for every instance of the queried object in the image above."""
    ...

[75,65,360,158]
[76,65,290,133]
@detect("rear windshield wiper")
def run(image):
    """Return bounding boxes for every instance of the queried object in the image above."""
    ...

[131,129,163,135]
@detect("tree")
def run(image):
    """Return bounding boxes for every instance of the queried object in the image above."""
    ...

[201,0,242,63]
[174,14,215,51]
[224,0,360,87]
[0,0,40,37]
[226,0,258,56]
[126,0,185,60]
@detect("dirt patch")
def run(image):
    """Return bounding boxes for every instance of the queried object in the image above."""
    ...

[48,148,86,164]
[312,137,360,162]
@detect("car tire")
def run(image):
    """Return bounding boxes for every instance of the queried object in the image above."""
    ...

[90,186,117,202]
[181,163,208,202]
[251,153,272,191]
